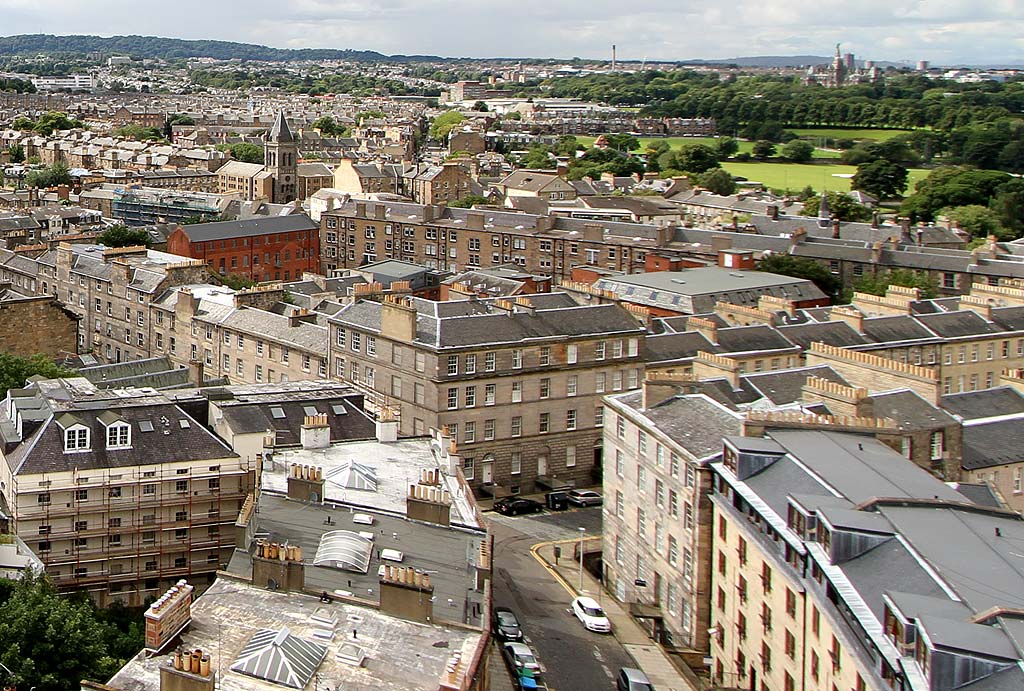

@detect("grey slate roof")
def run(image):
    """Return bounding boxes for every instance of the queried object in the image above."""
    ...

[268,111,295,144]
[332,297,643,349]
[8,403,237,475]
[941,387,1024,420]
[619,392,741,459]
[744,365,849,406]
[961,417,1024,469]
[176,214,316,242]
[869,390,957,430]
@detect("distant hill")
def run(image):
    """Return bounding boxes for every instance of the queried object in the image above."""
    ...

[680,55,907,68]
[0,33,444,62]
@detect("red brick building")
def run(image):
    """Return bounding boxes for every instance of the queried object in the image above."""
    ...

[166,214,320,282]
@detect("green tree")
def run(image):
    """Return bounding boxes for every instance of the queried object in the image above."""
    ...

[216,142,264,164]
[756,254,842,299]
[801,192,873,222]
[939,205,1007,240]
[989,179,1024,237]
[715,136,739,159]
[6,144,24,163]
[662,143,720,174]
[0,353,73,397]
[24,163,71,189]
[0,572,123,691]
[98,225,153,248]
[112,124,164,141]
[429,111,466,141]
[697,168,736,195]
[900,166,1012,222]
[311,116,343,135]
[217,273,256,290]
[605,133,640,153]
[780,139,815,163]
[471,101,488,112]
[852,159,909,199]
[448,194,489,208]
[752,140,776,160]
[853,269,938,299]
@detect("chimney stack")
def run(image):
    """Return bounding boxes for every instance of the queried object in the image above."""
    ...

[286,462,325,502]
[300,414,330,449]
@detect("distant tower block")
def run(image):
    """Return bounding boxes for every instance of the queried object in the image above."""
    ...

[917,60,930,71]
[612,44,617,71]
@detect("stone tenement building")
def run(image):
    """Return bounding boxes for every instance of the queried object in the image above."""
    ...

[150,284,329,386]
[0,377,251,606]
[320,199,670,277]
[329,293,647,493]
[36,244,211,363]
[0,294,80,359]
[708,429,1024,691]
[320,199,1024,294]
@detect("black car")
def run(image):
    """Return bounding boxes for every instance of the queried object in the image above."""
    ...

[492,606,524,642]
[494,497,544,516]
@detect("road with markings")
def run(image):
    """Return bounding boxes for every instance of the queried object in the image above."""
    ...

[488,507,632,691]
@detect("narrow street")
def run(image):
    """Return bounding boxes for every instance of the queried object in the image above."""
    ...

[487,507,633,690]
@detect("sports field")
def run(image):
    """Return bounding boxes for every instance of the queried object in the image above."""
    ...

[575,135,837,159]
[721,161,928,193]
[789,128,911,141]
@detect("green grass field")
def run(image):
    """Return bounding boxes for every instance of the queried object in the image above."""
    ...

[788,128,911,141]
[721,161,928,193]
[575,135,839,159]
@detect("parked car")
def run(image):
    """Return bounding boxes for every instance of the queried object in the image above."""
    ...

[494,497,544,516]
[571,596,611,633]
[493,606,524,642]
[501,641,542,676]
[567,489,603,507]
[616,667,654,691]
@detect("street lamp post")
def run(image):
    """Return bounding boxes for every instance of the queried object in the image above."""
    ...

[577,527,586,593]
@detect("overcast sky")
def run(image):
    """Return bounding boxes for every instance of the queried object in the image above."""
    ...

[1,0,1022,65]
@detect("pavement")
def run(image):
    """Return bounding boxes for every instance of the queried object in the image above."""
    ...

[532,538,699,691]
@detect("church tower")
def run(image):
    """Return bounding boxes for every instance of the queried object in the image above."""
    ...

[266,111,297,203]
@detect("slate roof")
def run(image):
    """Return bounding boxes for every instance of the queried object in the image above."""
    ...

[940,386,1024,420]
[915,311,1001,338]
[744,365,849,406]
[333,298,643,349]
[176,214,316,242]
[268,111,295,144]
[860,316,935,343]
[961,417,1024,469]
[219,396,375,446]
[7,403,237,475]
[617,392,741,460]
[777,321,869,350]
[869,390,957,430]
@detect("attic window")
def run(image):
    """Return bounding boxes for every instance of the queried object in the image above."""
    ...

[179,419,190,429]
[331,404,348,415]
[270,406,286,419]
[139,420,155,432]
[303,406,320,417]
[64,426,90,452]
[106,423,131,449]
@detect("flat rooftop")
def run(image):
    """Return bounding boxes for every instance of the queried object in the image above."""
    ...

[264,437,482,530]
[226,494,487,627]
[106,576,481,691]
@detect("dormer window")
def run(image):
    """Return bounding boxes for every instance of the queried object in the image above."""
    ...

[64,426,89,452]
[106,423,131,449]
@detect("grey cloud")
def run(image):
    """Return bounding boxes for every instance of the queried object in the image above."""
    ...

[0,0,1021,63]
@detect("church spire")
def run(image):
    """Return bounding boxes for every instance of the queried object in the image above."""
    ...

[268,110,294,144]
